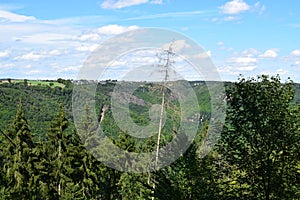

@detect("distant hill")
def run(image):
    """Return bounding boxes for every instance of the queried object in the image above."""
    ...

[0,79,299,138]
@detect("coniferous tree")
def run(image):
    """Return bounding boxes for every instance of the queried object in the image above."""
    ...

[0,130,8,198]
[75,103,119,199]
[2,100,37,198]
[32,138,55,199]
[45,105,70,199]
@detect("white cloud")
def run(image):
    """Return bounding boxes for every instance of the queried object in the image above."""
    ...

[261,69,288,76]
[211,16,241,22]
[242,48,260,56]
[188,51,212,60]
[126,10,213,21]
[13,49,64,62]
[100,0,163,9]
[1,63,15,68]
[101,0,149,9]
[97,24,139,35]
[150,0,163,4]
[15,52,45,61]
[14,33,75,45]
[229,56,258,65]
[291,49,300,57]
[238,65,257,71]
[206,50,212,57]
[0,10,145,79]
[217,42,234,51]
[220,54,259,76]
[220,0,250,15]
[223,16,239,21]
[217,63,257,77]
[49,49,62,56]
[225,55,258,73]
[25,70,42,75]
[0,10,35,22]
[276,69,288,75]
[24,64,32,69]
[74,33,101,42]
[217,41,224,46]
[76,44,99,52]
[211,18,218,22]
[254,2,266,15]
[162,40,191,53]
[0,50,10,58]
[217,66,239,75]
[56,65,81,73]
[259,49,279,58]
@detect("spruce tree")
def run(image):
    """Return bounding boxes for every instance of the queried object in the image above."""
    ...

[76,103,117,199]
[45,105,70,199]
[2,100,37,198]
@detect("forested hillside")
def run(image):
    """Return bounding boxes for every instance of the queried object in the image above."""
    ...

[0,79,73,136]
[0,76,299,199]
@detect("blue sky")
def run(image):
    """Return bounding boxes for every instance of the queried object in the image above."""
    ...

[0,0,299,82]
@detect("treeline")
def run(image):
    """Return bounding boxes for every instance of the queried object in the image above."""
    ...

[0,75,299,199]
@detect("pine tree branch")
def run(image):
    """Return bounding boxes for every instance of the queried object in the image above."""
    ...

[0,129,16,147]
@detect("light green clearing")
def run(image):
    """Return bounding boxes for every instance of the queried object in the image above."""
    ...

[1,79,65,88]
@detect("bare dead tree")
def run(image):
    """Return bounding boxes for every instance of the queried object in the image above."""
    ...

[151,43,175,200]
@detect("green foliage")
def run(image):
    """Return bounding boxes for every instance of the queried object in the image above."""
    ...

[219,75,300,199]
[1,100,38,198]
[118,172,152,200]
[0,80,71,136]
[0,77,299,199]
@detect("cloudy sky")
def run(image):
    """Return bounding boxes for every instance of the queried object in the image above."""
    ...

[0,0,299,82]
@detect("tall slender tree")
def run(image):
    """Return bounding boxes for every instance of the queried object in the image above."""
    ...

[151,44,176,199]
[2,100,37,198]
[45,105,69,199]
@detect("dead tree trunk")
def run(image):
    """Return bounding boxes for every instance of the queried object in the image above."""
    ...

[151,44,175,200]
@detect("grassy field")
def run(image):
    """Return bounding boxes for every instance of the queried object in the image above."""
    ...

[0,79,65,88]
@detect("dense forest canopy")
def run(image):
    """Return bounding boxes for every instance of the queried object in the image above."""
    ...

[0,75,299,199]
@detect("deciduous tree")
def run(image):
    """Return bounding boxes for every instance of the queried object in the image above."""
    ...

[219,75,300,199]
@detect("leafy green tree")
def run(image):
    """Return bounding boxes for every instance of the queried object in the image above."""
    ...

[57,78,64,84]
[24,79,28,87]
[219,75,300,199]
